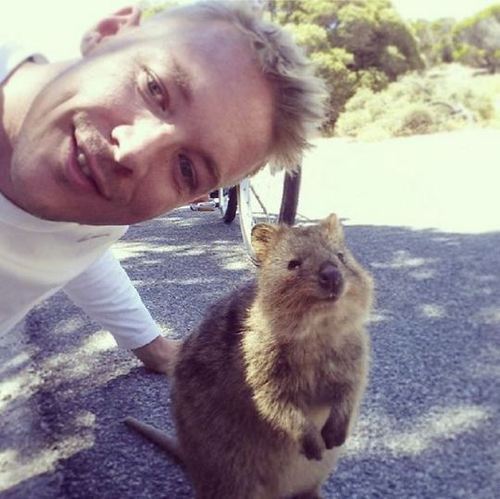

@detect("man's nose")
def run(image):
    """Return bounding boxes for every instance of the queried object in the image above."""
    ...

[111,118,177,174]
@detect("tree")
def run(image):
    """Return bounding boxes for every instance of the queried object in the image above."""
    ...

[411,18,456,67]
[453,5,500,74]
[266,0,424,131]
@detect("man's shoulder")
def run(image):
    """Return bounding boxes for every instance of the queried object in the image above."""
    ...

[0,42,47,83]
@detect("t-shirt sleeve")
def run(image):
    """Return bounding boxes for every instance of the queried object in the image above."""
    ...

[62,249,161,349]
[0,42,48,81]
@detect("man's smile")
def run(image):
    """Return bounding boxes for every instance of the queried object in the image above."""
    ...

[71,126,112,200]
[68,128,100,196]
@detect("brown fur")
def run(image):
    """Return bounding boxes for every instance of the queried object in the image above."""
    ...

[126,214,373,499]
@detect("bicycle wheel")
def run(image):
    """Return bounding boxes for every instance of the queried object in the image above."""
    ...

[237,166,301,256]
[218,186,238,223]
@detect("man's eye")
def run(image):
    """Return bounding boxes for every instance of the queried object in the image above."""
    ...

[179,155,196,189]
[146,71,167,111]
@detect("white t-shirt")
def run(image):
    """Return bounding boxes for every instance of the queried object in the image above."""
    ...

[0,43,161,349]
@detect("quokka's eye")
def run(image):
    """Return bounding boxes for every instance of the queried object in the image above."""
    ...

[288,259,302,270]
[337,252,346,264]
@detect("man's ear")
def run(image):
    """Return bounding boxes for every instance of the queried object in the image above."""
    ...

[251,223,279,265]
[80,6,142,56]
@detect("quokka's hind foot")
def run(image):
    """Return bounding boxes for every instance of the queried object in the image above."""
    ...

[124,416,184,465]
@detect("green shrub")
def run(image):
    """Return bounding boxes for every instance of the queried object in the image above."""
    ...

[335,63,500,139]
[396,106,436,136]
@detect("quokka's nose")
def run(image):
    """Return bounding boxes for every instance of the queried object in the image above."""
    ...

[318,261,343,295]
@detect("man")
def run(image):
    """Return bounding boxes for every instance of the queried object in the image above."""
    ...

[0,2,325,374]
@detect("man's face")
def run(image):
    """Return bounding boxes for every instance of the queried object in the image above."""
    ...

[10,18,274,225]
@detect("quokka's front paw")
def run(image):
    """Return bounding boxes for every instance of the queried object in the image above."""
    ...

[300,425,325,461]
[321,420,347,449]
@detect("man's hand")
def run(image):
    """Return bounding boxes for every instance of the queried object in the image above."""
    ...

[132,336,182,376]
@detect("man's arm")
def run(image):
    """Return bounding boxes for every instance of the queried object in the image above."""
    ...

[63,249,179,373]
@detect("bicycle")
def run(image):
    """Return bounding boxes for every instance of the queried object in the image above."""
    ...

[216,166,301,256]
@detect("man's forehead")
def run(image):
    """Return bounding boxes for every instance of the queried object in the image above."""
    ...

[132,18,256,83]
[144,15,248,50]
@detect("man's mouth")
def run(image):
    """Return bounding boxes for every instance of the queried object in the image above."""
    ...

[71,127,111,200]
[76,145,93,179]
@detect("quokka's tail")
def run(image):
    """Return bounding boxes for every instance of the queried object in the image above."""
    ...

[124,416,184,466]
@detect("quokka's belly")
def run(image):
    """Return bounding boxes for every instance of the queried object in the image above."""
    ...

[276,406,342,497]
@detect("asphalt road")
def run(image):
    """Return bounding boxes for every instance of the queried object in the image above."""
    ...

[1,129,499,498]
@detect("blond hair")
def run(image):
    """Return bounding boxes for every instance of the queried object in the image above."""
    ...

[146,1,327,172]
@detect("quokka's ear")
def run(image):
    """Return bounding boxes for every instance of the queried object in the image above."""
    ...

[251,223,280,264]
[321,213,344,241]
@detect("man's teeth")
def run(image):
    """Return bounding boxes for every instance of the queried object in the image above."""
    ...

[76,148,91,177]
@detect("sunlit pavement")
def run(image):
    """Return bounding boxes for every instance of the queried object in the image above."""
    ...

[253,128,500,234]
[1,129,498,498]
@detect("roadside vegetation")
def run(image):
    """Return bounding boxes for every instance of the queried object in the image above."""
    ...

[336,64,500,140]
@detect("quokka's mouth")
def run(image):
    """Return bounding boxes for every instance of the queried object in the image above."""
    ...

[309,292,342,306]
[323,293,341,303]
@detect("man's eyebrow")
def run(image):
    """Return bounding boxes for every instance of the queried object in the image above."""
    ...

[171,60,192,103]
[200,152,221,188]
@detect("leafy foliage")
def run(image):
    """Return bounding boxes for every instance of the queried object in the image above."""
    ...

[452,4,500,74]
[410,18,456,66]
[336,64,497,140]
[266,0,423,131]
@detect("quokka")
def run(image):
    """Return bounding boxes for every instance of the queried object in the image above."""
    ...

[126,213,374,499]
